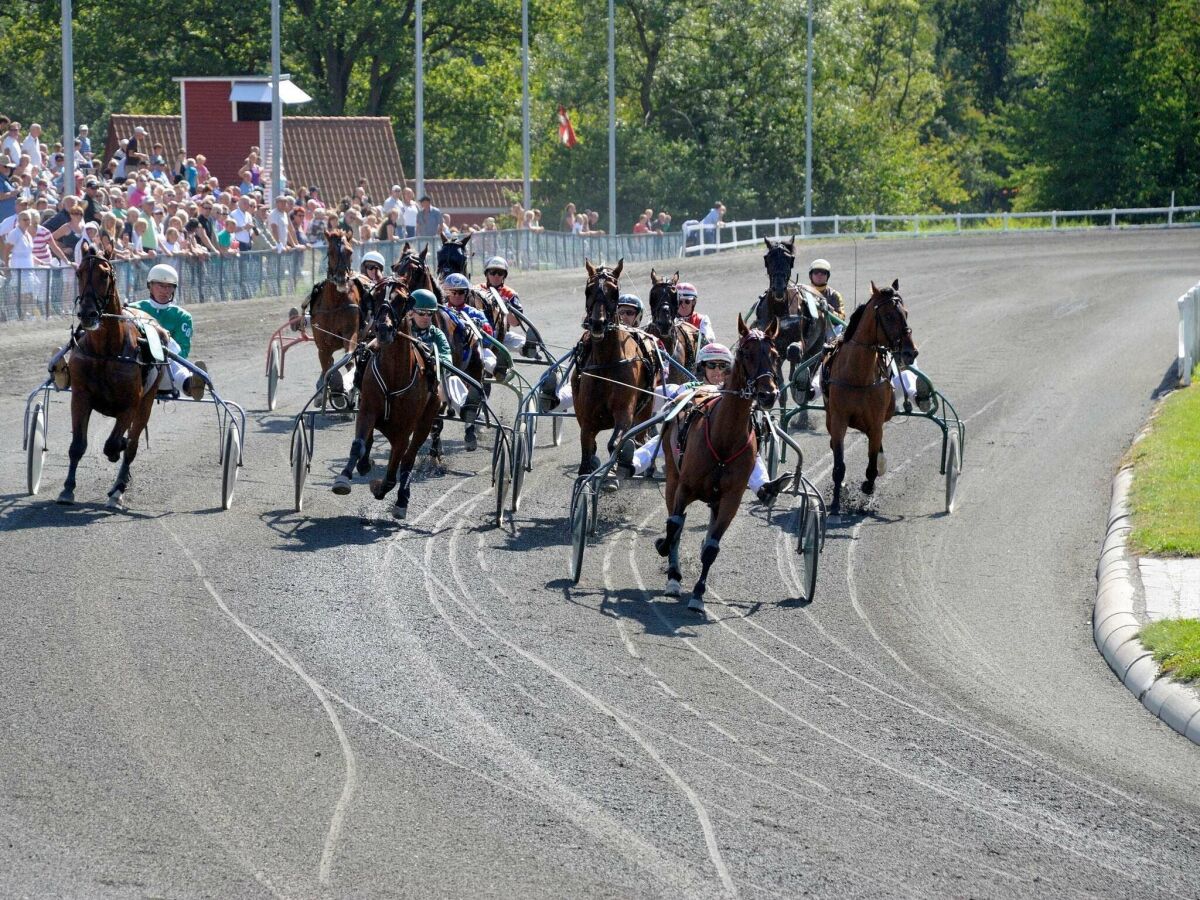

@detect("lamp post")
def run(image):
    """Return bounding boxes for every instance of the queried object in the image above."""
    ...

[415,0,425,198]
[804,0,813,228]
[271,0,282,199]
[607,0,616,235]
[521,0,531,210]
[61,0,73,162]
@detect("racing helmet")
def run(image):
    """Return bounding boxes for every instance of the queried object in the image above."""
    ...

[443,272,471,291]
[484,255,509,275]
[676,282,698,302]
[617,293,643,313]
[411,288,439,311]
[147,263,179,286]
[695,342,733,368]
[808,258,831,276]
[361,250,386,271]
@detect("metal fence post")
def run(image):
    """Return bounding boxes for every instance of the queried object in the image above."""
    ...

[1110,208,1117,228]
[870,213,876,235]
[1051,211,1057,230]
[833,214,839,236]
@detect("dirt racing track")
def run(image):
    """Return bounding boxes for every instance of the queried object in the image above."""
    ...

[2,230,1199,898]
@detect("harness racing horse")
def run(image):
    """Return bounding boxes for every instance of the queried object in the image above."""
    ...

[301,230,369,405]
[753,237,825,410]
[392,243,441,302]
[58,247,168,508]
[571,259,659,475]
[823,279,918,517]
[646,269,701,383]
[332,288,442,519]
[436,232,472,280]
[654,315,780,611]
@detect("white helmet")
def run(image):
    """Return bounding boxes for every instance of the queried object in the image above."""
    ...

[147,263,178,286]
[695,342,733,368]
[809,258,831,275]
[361,251,386,270]
[484,256,509,274]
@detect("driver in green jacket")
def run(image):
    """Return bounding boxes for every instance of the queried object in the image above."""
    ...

[131,263,207,400]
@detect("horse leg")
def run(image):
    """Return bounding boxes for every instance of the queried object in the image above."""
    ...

[58,398,92,504]
[394,397,441,519]
[333,420,374,494]
[427,417,446,474]
[578,424,600,475]
[689,492,740,613]
[103,413,130,463]
[828,416,848,517]
[107,402,150,510]
[372,430,406,507]
[356,433,375,475]
[862,425,884,495]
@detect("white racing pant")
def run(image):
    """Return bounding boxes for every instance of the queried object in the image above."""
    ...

[162,339,192,393]
[481,347,498,375]
[809,365,917,411]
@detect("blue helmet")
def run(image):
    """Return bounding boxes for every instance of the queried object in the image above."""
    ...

[443,272,471,291]
[617,293,643,312]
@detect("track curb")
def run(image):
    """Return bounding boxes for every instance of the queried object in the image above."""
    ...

[1094,465,1200,745]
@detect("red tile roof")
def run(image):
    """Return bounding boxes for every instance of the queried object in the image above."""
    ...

[103,115,184,165]
[281,116,406,205]
[414,178,533,212]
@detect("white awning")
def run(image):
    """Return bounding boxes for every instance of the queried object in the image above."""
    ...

[229,79,312,105]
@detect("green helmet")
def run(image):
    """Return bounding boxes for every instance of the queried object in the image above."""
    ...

[411,288,439,311]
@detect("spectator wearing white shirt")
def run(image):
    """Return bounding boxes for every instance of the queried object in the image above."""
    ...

[2,122,22,167]
[382,184,403,217]
[78,125,91,160]
[401,186,418,237]
[231,196,253,250]
[22,124,43,169]
[267,195,290,250]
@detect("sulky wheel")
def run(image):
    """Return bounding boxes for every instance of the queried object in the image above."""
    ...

[570,486,591,584]
[26,402,47,496]
[511,429,527,512]
[266,342,282,411]
[291,427,309,513]
[493,437,509,527]
[221,421,241,510]
[796,495,821,603]
[765,428,780,480]
[945,430,961,514]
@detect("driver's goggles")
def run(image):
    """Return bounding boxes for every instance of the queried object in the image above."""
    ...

[702,361,730,371]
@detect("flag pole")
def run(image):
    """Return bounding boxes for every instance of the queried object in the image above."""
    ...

[607,0,616,235]
[415,0,425,198]
[521,0,531,210]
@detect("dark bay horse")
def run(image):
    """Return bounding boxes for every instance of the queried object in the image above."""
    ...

[753,237,825,405]
[654,315,780,611]
[393,243,441,302]
[436,232,472,280]
[331,288,441,519]
[647,269,700,383]
[58,247,166,508]
[824,279,918,517]
[301,231,368,400]
[571,259,658,474]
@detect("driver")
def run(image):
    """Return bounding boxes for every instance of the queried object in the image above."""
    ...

[475,255,529,352]
[360,250,387,286]
[806,258,846,326]
[131,263,208,401]
[442,271,498,376]
[616,293,644,329]
[626,342,792,505]
[675,282,716,345]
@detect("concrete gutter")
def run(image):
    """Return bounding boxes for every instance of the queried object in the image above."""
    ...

[1094,466,1200,744]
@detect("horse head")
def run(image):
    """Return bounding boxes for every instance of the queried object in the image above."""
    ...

[867,279,918,367]
[327,230,354,291]
[75,244,119,331]
[735,313,781,408]
[584,257,623,338]
[436,232,471,278]
[763,236,795,302]
[375,284,410,346]
[648,268,679,334]
[393,243,431,293]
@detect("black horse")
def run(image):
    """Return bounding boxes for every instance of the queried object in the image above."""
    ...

[436,233,472,280]
[646,269,700,383]
[752,237,826,415]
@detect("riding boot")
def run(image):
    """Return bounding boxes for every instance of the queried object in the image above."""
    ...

[756,473,793,507]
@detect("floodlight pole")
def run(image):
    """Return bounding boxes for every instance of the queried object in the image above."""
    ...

[61,0,73,160]
[271,0,282,198]
[415,0,425,197]
[521,0,531,209]
[804,0,813,228]
[607,0,616,235]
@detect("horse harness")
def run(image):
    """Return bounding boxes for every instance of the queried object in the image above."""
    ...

[821,292,911,392]
[575,326,663,416]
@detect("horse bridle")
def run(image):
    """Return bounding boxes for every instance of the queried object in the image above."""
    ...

[586,272,620,333]
[328,235,352,289]
[395,252,429,293]
[764,245,795,298]
[437,242,468,279]
[650,281,678,330]
[855,290,911,355]
[74,255,116,325]
[732,330,779,401]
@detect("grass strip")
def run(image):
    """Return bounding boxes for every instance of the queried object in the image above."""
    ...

[1127,377,1200,555]
[1139,619,1200,681]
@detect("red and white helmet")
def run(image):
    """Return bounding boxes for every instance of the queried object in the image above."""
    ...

[695,342,733,368]
[676,282,698,302]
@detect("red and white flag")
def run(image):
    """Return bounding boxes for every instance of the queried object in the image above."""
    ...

[557,105,578,148]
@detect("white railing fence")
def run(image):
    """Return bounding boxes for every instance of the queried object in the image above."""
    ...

[1177,281,1200,386]
[682,204,1200,256]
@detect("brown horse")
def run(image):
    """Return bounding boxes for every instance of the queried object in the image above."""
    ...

[331,287,442,519]
[392,242,440,300]
[823,279,918,517]
[654,315,780,611]
[646,269,701,383]
[301,230,368,400]
[58,247,167,508]
[571,259,658,474]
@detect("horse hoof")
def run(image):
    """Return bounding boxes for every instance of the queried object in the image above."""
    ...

[665,578,682,597]
[392,505,408,520]
[654,537,671,558]
[331,474,353,495]
[369,478,393,501]
[56,490,74,505]
[861,480,875,495]
[356,456,373,476]
[687,596,706,613]
[106,492,126,510]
